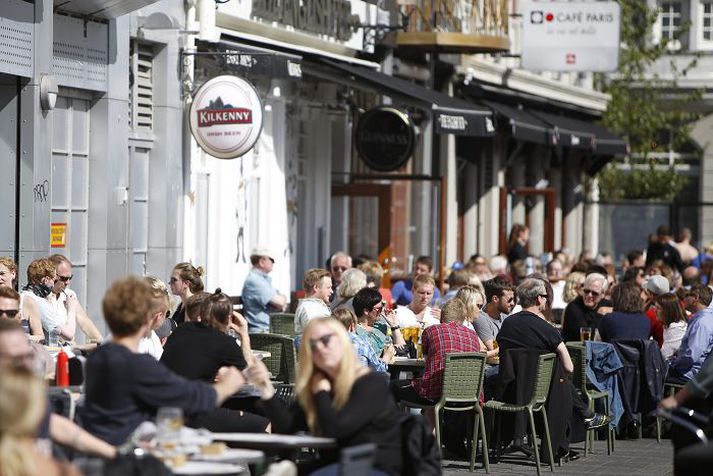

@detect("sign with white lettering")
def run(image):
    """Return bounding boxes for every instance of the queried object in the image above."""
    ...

[356,107,415,172]
[189,76,263,160]
[522,0,620,72]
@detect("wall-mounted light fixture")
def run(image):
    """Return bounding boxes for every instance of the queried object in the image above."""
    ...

[40,74,58,111]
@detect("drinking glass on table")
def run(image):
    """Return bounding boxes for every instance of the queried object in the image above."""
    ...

[579,327,592,342]
[156,407,184,445]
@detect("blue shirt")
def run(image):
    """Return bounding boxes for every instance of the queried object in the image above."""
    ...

[599,311,652,343]
[350,332,387,373]
[391,279,441,307]
[671,307,713,380]
[241,269,277,333]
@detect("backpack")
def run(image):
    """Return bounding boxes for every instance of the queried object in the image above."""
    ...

[401,413,442,476]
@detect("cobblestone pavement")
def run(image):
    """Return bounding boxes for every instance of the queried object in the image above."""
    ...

[443,438,674,475]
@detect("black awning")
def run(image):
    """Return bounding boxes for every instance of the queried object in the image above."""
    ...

[529,111,596,150]
[306,60,495,137]
[196,40,303,80]
[482,101,555,145]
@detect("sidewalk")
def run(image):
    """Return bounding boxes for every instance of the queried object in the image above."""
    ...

[443,438,674,475]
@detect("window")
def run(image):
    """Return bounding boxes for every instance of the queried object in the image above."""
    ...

[660,1,683,47]
[129,40,154,131]
[703,2,713,41]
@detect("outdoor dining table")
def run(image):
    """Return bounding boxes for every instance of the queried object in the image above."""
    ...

[211,432,337,451]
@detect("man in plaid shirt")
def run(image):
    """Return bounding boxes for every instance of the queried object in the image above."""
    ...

[392,298,480,411]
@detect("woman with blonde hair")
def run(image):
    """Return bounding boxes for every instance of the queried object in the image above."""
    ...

[563,271,586,304]
[139,276,171,359]
[0,365,81,476]
[331,268,367,312]
[0,257,43,342]
[455,286,499,361]
[169,262,205,324]
[246,317,403,475]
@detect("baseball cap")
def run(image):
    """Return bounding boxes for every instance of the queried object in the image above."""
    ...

[251,246,275,261]
[642,275,670,295]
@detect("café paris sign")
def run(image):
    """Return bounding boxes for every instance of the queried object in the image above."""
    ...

[189,76,264,159]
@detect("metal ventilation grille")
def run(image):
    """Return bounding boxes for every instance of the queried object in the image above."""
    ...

[0,0,34,77]
[129,41,154,131]
[52,14,108,92]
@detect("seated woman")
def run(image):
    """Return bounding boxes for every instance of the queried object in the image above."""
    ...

[0,364,81,476]
[599,281,651,342]
[161,290,269,433]
[81,276,245,445]
[352,287,405,357]
[656,293,688,359]
[0,256,44,342]
[245,317,403,475]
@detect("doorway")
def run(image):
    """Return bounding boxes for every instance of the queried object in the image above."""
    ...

[499,187,556,256]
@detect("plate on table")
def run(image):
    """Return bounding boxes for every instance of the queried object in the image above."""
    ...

[171,461,246,475]
[192,448,265,464]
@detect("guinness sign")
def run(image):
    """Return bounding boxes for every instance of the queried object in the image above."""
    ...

[356,107,416,172]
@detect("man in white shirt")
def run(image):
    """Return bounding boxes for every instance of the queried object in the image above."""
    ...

[396,274,441,329]
[48,254,102,344]
[294,268,332,334]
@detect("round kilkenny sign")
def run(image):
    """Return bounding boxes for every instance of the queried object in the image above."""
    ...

[189,76,264,159]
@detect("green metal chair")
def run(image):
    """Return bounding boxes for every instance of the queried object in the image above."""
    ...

[401,352,489,473]
[484,353,556,476]
[656,382,686,443]
[567,343,614,455]
[269,313,297,336]
[249,333,297,385]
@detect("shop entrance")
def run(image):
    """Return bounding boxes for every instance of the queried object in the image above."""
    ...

[331,176,445,288]
[331,183,393,281]
[499,187,556,256]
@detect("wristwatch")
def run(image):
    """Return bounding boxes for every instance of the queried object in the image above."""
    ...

[390,325,400,331]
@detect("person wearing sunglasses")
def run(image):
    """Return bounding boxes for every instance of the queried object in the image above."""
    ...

[245,316,403,475]
[0,257,44,343]
[48,254,103,345]
[561,273,610,343]
[21,257,78,344]
[474,276,515,354]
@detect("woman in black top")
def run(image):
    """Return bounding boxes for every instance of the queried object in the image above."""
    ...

[246,317,402,475]
[599,282,651,342]
[168,262,204,324]
[161,291,269,433]
[507,224,529,265]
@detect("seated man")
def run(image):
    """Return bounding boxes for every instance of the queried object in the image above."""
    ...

[294,268,332,334]
[0,319,116,459]
[391,255,441,306]
[561,273,610,343]
[48,254,103,344]
[391,299,480,420]
[82,276,245,445]
[667,284,713,384]
[395,274,441,329]
[498,278,609,458]
[474,275,515,353]
[333,307,392,373]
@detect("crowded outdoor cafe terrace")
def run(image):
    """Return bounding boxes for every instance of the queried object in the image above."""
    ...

[2,236,713,476]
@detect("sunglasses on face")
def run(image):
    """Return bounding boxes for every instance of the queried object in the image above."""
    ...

[309,333,335,351]
[332,266,348,272]
[57,275,73,283]
[169,277,179,284]
[582,289,601,297]
[0,309,19,318]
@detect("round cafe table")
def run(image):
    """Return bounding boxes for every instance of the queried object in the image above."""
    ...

[210,432,336,451]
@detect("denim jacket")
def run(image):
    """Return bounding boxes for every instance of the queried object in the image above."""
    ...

[586,341,624,428]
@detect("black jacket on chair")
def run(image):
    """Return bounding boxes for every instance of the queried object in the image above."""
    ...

[613,339,666,427]
[494,348,573,459]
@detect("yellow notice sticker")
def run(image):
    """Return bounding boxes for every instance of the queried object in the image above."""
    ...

[50,223,67,248]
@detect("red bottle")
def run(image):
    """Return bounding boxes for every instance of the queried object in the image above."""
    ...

[56,349,69,387]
